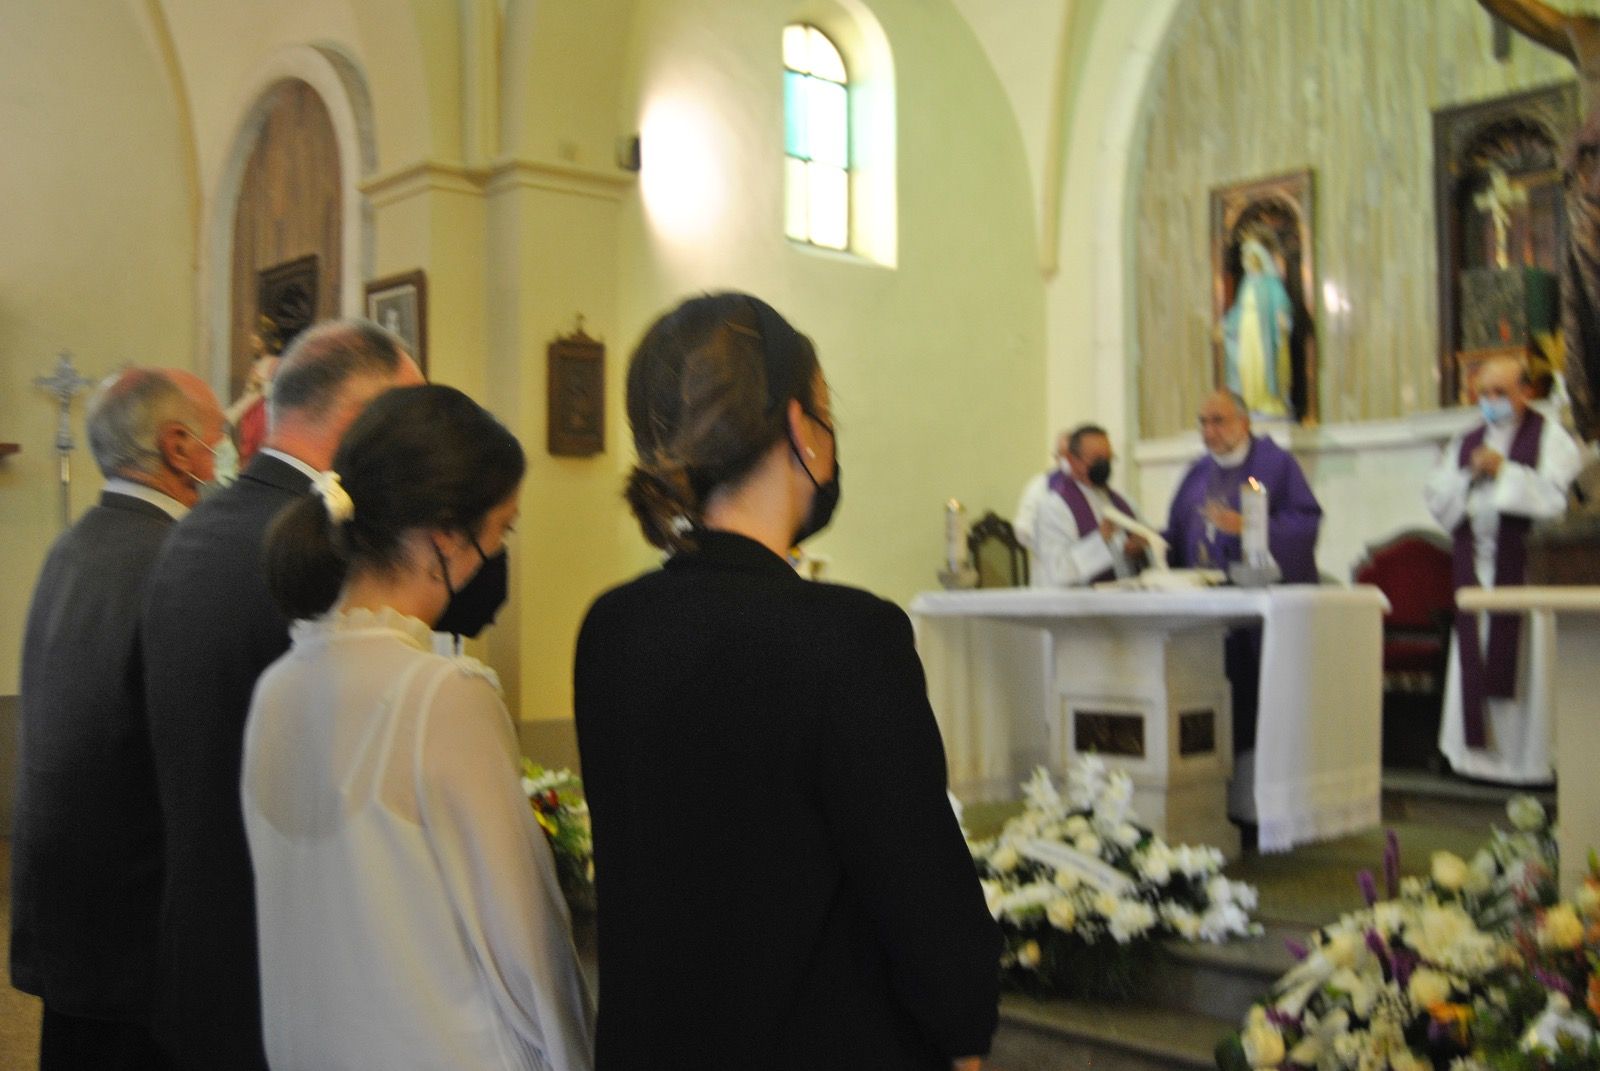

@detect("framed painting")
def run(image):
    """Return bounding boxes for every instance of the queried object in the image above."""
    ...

[365,270,428,374]
[1210,169,1317,424]
[548,325,605,457]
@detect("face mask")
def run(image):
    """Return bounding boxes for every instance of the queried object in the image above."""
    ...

[433,540,510,638]
[790,412,841,545]
[210,435,240,488]
[1480,397,1515,427]
[1086,458,1112,487]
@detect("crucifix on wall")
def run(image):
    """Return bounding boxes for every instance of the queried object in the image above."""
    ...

[1472,167,1529,270]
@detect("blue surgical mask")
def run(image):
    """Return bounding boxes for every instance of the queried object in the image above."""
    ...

[1479,397,1515,427]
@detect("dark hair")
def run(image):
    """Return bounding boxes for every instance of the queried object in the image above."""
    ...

[265,385,525,620]
[624,292,821,552]
[268,319,412,425]
[1066,423,1109,458]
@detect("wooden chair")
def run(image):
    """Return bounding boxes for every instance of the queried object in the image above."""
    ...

[1351,529,1455,769]
[967,511,1029,588]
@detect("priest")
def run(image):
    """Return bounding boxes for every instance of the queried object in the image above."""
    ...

[1425,356,1583,784]
[1163,389,1322,582]
[1032,423,1148,586]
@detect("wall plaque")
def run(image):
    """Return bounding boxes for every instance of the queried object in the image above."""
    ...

[1073,710,1145,758]
[548,323,604,457]
[1178,709,1216,757]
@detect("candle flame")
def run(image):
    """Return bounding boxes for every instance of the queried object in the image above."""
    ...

[947,498,961,511]
[1247,478,1263,492]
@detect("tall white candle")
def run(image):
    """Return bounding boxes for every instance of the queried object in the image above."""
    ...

[1241,478,1269,566]
[946,499,966,571]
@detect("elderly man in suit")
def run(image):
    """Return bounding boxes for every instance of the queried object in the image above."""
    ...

[141,320,422,1070]
[12,367,224,1070]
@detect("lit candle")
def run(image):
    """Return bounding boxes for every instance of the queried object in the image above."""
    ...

[1241,478,1269,566]
[946,498,966,572]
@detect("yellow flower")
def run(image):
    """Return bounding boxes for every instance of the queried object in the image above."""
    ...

[1539,903,1586,951]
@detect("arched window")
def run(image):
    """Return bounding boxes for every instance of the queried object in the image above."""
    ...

[783,24,849,251]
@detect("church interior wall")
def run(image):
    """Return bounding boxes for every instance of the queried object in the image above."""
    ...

[1131,0,1572,437]
[0,2,200,698]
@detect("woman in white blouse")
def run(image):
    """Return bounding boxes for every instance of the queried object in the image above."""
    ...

[243,384,593,1071]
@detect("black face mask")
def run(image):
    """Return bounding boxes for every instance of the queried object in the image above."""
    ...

[434,541,510,638]
[1087,458,1112,488]
[790,413,841,545]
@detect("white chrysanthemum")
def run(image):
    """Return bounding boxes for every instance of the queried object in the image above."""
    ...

[1021,766,1062,815]
[1074,833,1102,858]
[1137,849,1172,886]
[1066,754,1109,810]
[998,881,1057,919]
[1407,967,1454,1009]
[1046,897,1078,932]
[1063,815,1091,836]
[1112,822,1142,848]
[1107,899,1158,943]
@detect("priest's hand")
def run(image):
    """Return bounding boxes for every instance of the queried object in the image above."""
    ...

[1202,500,1244,536]
[1099,517,1117,540]
[1470,445,1504,479]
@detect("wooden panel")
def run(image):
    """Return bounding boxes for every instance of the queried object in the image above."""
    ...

[228,80,342,399]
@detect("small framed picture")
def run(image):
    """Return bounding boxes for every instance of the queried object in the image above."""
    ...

[365,270,428,374]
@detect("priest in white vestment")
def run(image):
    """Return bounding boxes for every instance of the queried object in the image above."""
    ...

[1031,424,1148,587]
[1424,357,1583,783]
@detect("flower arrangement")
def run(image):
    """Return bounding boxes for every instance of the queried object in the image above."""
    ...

[521,760,595,915]
[967,757,1260,999]
[1216,796,1599,1071]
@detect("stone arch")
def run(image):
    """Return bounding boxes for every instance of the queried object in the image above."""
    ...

[202,43,378,392]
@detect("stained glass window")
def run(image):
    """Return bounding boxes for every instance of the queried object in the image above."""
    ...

[783,24,849,251]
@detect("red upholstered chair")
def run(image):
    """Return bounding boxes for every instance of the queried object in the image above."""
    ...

[1352,529,1455,769]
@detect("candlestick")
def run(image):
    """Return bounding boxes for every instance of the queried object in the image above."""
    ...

[945,498,967,572]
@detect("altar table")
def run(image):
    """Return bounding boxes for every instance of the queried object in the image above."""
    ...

[1456,586,1600,895]
[910,586,1387,854]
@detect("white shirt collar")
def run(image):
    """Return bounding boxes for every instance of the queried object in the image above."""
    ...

[102,478,189,520]
[259,447,323,482]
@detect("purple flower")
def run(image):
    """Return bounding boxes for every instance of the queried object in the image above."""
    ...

[1284,937,1309,961]
[1265,1007,1298,1029]
[1383,831,1401,900]
[1358,869,1378,907]
[1391,947,1417,989]
[1533,966,1576,998]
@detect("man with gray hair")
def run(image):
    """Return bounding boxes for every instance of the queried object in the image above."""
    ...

[141,319,422,1070]
[12,367,223,1069]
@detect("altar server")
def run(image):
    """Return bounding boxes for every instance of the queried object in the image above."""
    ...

[1032,423,1149,586]
[13,368,222,1070]
[1425,356,1583,784]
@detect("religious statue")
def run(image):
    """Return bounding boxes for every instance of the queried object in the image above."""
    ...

[1478,0,1600,440]
[1221,238,1294,419]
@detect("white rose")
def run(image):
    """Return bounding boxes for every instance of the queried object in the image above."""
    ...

[1046,897,1078,931]
[990,845,1020,874]
[1407,967,1454,1009]
[1432,851,1469,892]
[1240,1007,1286,1068]
[1508,795,1546,832]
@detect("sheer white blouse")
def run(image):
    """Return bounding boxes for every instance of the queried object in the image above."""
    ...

[241,607,594,1071]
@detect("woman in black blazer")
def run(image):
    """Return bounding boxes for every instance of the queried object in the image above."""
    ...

[574,293,1000,1070]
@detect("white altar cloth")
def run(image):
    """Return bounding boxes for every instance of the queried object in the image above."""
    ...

[911,586,1387,852]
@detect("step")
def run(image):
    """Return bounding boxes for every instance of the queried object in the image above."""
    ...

[1145,918,1304,1021]
[993,994,1234,1071]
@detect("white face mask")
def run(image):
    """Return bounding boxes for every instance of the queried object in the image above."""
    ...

[1209,439,1250,468]
[208,435,240,488]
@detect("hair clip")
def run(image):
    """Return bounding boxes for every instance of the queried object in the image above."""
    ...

[312,470,355,524]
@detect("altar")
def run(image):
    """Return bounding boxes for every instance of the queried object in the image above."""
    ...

[911,585,1387,854]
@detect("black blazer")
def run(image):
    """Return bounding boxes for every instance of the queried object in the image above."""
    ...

[141,453,307,1070]
[11,492,174,1019]
[574,530,1001,1071]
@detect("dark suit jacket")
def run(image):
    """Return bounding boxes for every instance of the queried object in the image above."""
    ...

[11,491,175,1019]
[141,454,307,1070]
[574,531,1001,1071]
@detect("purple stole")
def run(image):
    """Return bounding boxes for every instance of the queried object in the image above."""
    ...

[1047,471,1135,584]
[1453,409,1544,748]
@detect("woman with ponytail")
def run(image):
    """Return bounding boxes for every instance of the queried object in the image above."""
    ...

[243,385,593,1071]
[574,294,1000,1070]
